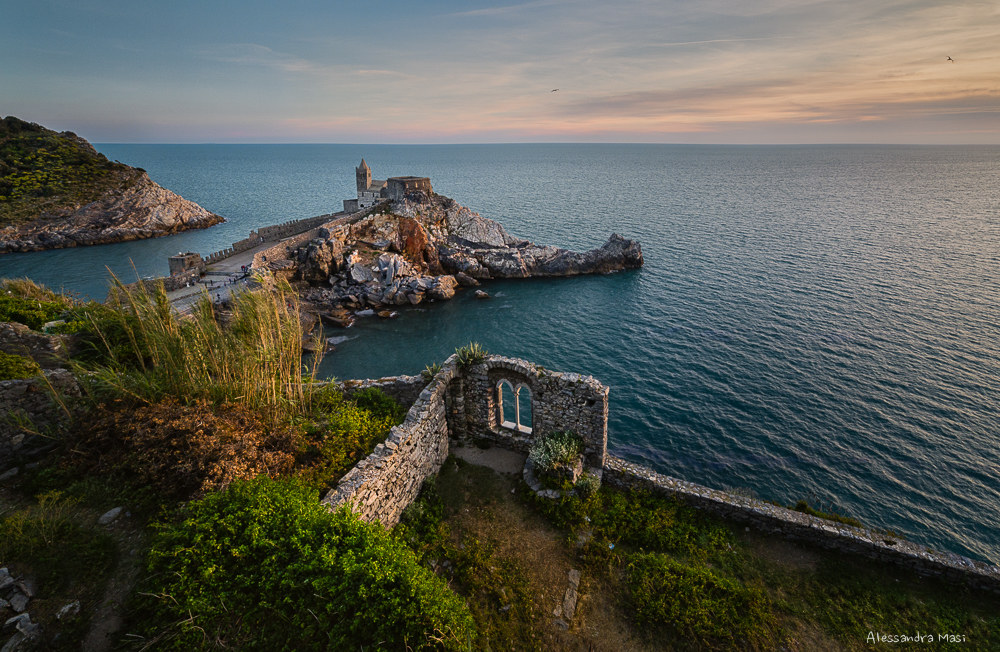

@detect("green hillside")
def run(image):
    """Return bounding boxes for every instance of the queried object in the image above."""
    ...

[0,116,142,227]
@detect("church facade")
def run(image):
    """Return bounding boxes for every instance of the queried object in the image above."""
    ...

[343,159,432,212]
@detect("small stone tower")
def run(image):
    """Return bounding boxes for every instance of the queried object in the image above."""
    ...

[356,159,372,193]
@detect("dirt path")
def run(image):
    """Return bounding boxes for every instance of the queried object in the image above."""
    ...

[438,451,661,651]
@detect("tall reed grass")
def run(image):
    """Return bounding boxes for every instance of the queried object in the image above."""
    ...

[81,273,323,423]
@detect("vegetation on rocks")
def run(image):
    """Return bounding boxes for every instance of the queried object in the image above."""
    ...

[0,116,139,227]
[455,341,487,367]
[0,277,75,330]
[528,430,583,473]
[0,350,41,380]
[135,477,475,650]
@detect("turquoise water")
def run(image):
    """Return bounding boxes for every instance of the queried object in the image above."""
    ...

[2,144,998,564]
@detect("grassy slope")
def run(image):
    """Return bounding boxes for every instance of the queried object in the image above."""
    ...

[0,116,142,227]
[397,456,1000,651]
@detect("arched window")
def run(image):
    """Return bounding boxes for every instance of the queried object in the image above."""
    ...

[496,379,532,433]
[515,383,533,434]
[497,379,516,429]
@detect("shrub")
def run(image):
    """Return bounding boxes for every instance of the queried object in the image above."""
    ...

[295,388,405,493]
[0,350,41,380]
[0,491,116,593]
[575,471,601,497]
[422,361,443,381]
[626,553,776,647]
[455,341,487,367]
[527,430,583,472]
[0,277,74,329]
[137,477,475,650]
[351,386,408,424]
[73,398,298,501]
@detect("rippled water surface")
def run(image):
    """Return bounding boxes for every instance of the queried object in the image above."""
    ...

[2,144,997,563]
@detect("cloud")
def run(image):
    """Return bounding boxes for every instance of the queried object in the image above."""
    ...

[448,0,569,18]
[199,43,318,73]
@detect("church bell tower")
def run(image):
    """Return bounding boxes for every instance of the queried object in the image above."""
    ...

[356,159,371,193]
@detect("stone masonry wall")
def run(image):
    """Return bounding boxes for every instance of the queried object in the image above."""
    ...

[0,370,79,470]
[320,353,999,594]
[456,356,609,472]
[337,374,427,411]
[321,357,458,527]
[603,456,1000,595]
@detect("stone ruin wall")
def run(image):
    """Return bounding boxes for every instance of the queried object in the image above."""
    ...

[602,456,1000,594]
[321,359,457,527]
[322,353,1000,595]
[0,370,79,471]
[454,356,609,471]
[323,354,610,527]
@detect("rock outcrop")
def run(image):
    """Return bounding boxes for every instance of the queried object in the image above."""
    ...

[292,192,642,318]
[0,172,224,252]
[0,116,224,253]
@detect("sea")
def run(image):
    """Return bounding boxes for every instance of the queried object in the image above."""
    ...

[2,144,998,565]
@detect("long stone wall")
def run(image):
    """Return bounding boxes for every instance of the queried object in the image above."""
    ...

[321,357,458,527]
[603,456,1000,594]
[201,214,338,266]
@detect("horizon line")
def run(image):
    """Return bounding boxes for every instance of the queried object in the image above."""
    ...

[92,141,1000,147]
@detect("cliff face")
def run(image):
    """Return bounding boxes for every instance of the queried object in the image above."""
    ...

[0,116,223,253]
[0,171,224,252]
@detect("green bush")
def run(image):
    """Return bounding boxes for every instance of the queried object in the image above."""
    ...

[626,553,776,647]
[575,471,601,497]
[527,430,583,472]
[0,294,70,330]
[295,388,405,492]
[0,350,41,380]
[350,386,408,424]
[138,477,475,650]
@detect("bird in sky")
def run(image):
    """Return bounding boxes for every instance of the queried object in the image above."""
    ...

[946,56,955,62]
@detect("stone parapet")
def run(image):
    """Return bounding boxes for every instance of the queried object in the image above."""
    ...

[337,374,427,412]
[602,455,1000,595]
[321,356,459,527]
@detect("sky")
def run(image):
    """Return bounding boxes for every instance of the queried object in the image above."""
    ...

[2,0,998,144]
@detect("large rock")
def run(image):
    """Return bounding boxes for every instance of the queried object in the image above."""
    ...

[453,233,643,279]
[298,237,345,283]
[375,253,414,284]
[426,275,458,300]
[0,322,68,368]
[396,218,442,274]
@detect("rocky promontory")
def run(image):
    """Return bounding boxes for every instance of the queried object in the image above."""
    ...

[0,116,223,253]
[275,190,642,326]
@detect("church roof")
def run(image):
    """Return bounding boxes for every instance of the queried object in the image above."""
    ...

[358,158,370,171]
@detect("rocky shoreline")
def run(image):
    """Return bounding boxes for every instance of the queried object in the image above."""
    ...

[0,171,223,253]
[261,191,643,328]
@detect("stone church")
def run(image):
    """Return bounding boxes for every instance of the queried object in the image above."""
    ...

[343,159,432,212]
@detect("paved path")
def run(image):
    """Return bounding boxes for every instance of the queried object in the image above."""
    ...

[164,209,357,312]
